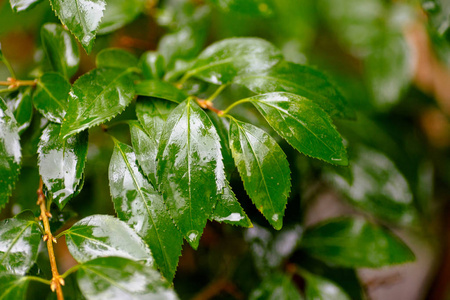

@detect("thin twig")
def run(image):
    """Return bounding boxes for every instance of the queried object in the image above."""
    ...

[0,77,37,89]
[37,179,65,300]
[197,98,224,115]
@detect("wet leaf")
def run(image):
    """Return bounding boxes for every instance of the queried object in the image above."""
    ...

[207,112,235,175]
[135,80,188,103]
[0,211,41,275]
[49,0,106,53]
[156,98,226,248]
[235,61,354,119]
[41,23,80,79]
[300,217,415,267]
[109,140,183,281]
[211,181,252,228]
[325,146,418,226]
[186,37,282,84]
[33,72,71,124]
[96,48,138,69]
[250,273,302,300]
[139,51,165,80]
[65,214,153,264]
[77,257,178,300]
[98,0,146,34]
[9,0,41,12]
[0,274,30,300]
[229,119,290,230]
[38,123,88,209]
[5,88,33,134]
[423,0,450,37]
[0,98,21,210]
[208,0,274,16]
[249,92,348,165]
[302,271,351,300]
[60,68,135,138]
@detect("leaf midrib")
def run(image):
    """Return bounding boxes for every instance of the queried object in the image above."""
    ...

[0,223,33,266]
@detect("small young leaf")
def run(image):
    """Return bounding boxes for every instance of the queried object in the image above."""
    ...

[157,98,227,248]
[186,37,282,84]
[33,72,71,124]
[211,181,252,228]
[250,273,302,300]
[96,48,139,69]
[234,61,354,119]
[49,0,106,53]
[77,257,178,300]
[0,274,30,300]
[97,0,146,35]
[302,271,351,300]
[9,0,42,12]
[41,23,80,79]
[139,51,165,80]
[249,92,348,165]
[208,0,274,17]
[38,123,88,209]
[65,214,153,264]
[299,217,415,268]
[229,119,290,230]
[135,80,188,103]
[60,68,135,138]
[0,211,41,275]
[0,98,21,210]
[109,141,183,281]
[5,88,33,134]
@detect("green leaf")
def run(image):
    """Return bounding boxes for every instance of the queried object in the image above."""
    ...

[33,72,71,124]
[249,92,348,165]
[96,48,138,69]
[0,274,30,300]
[211,181,252,227]
[97,0,146,35]
[207,112,235,175]
[0,211,41,275]
[185,37,282,85]
[299,217,415,268]
[156,98,227,248]
[423,0,450,37]
[9,0,41,12]
[41,23,80,79]
[135,80,188,103]
[139,51,165,80]
[234,61,354,119]
[49,0,106,53]
[325,146,418,226]
[229,119,290,230]
[60,68,135,138]
[208,0,274,17]
[302,271,351,300]
[109,140,183,281]
[38,123,88,209]
[65,214,153,264]
[250,273,303,300]
[0,98,21,210]
[5,88,33,134]
[77,257,178,300]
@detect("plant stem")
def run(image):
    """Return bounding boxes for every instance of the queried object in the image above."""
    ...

[1,57,16,79]
[206,84,227,102]
[197,98,223,115]
[60,264,81,279]
[37,179,64,300]
[0,77,37,89]
[219,98,252,116]
[177,71,192,86]
[26,276,52,285]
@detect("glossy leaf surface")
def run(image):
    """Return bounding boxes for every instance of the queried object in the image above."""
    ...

[98,0,146,34]
[0,98,21,210]
[5,89,33,134]
[250,92,348,165]
[77,257,178,300]
[38,123,88,209]
[109,141,183,281]
[0,211,41,275]
[211,181,252,228]
[250,273,302,300]
[96,48,138,69]
[60,68,135,138]
[65,215,153,264]
[303,271,351,300]
[9,0,42,12]
[49,0,106,53]
[41,23,80,79]
[300,218,415,268]
[235,61,354,119]
[134,99,177,185]
[325,146,417,226]
[229,120,290,230]
[186,38,282,84]
[157,98,226,248]
[140,51,165,80]
[135,80,188,103]
[33,72,71,124]
[0,274,29,300]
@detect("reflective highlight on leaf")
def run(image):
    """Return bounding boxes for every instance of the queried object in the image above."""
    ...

[9,0,42,12]
[250,273,302,300]
[97,0,146,34]
[135,80,188,103]
[5,88,33,134]
[302,270,351,300]
[140,51,165,80]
